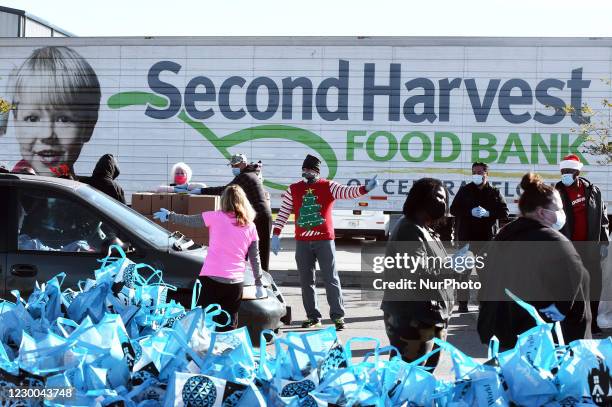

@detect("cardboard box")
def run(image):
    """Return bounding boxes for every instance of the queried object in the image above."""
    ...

[187,195,220,215]
[131,193,153,215]
[171,193,189,214]
[151,193,174,213]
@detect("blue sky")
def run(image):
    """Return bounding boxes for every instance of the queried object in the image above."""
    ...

[2,0,612,37]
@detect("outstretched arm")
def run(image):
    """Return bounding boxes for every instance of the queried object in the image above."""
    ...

[329,181,367,200]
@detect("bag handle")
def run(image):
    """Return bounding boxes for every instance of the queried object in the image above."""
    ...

[488,336,500,359]
[54,317,80,338]
[96,244,127,269]
[362,345,401,364]
[203,303,231,329]
[191,279,202,310]
[505,289,546,325]
[258,329,277,378]
[344,337,381,367]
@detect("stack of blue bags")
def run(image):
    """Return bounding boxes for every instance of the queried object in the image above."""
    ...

[0,245,610,406]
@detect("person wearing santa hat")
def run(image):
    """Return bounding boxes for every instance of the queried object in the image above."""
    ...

[555,153,610,334]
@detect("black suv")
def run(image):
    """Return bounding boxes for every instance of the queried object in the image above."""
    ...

[0,173,287,341]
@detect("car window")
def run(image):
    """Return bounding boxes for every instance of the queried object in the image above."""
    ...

[75,185,172,249]
[17,189,120,254]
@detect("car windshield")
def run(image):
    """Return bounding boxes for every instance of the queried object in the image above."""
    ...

[76,185,171,249]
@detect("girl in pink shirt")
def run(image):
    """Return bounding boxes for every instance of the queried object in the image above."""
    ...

[155,185,262,331]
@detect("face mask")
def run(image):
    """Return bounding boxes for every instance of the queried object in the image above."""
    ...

[232,168,241,176]
[561,173,575,187]
[426,199,447,220]
[174,175,188,185]
[302,172,318,183]
[545,208,566,230]
[472,174,484,185]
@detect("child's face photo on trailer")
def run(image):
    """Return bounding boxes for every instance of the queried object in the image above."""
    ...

[9,46,101,177]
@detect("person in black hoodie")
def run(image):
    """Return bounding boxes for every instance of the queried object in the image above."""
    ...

[478,172,591,349]
[380,178,456,368]
[190,153,272,272]
[82,154,126,204]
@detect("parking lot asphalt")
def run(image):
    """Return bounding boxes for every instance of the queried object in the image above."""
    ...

[276,286,487,381]
[267,220,490,380]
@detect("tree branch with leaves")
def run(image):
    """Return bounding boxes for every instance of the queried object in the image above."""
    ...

[565,79,612,164]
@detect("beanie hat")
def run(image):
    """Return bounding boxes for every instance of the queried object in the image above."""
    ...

[559,154,583,171]
[302,154,321,174]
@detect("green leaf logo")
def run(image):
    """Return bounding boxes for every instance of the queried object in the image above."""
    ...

[108,91,338,190]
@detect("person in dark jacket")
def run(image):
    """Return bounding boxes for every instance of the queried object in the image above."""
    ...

[450,162,509,312]
[82,154,126,204]
[478,172,591,349]
[380,178,456,368]
[555,153,609,334]
[190,153,272,272]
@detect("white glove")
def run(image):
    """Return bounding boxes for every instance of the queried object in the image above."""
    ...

[539,304,565,322]
[189,188,202,195]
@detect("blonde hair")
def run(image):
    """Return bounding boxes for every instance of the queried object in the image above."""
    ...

[10,46,101,136]
[221,185,255,226]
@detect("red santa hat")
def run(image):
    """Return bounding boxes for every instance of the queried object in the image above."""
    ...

[559,154,583,171]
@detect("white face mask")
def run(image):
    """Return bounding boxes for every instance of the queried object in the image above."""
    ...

[472,174,484,185]
[545,208,566,230]
[561,173,575,187]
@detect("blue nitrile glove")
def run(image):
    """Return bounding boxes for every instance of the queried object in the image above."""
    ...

[539,304,565,322]
[174,185,189,193]
[601,245,609,259]
[153,208,170,222]
[365,175,379,192]
[480,208,490,217]
[189,188,202,195]
[255,285,266,299]
[471,207,482,218]
[271,235,281,255]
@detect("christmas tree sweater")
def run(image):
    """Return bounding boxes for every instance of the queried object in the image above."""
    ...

[273,179,368,241]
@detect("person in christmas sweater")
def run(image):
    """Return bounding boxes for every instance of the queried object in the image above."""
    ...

[555,153,610,334]
[271,154,379,330]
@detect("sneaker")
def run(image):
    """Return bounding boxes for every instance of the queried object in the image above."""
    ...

[333,318,346,331]
[301,319,322,328]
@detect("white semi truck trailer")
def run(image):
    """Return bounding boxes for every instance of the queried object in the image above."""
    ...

[1,37,610,237]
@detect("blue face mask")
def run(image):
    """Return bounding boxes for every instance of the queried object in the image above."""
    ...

[232,168,241,176]
[561,173,575,186]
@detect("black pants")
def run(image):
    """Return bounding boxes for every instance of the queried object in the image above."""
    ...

[198,276,243,332]
[255,213,272,272]
[383,312,447,369]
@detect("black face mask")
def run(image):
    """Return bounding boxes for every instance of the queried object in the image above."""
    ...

[426,199,446,220]
[302,172,318,184]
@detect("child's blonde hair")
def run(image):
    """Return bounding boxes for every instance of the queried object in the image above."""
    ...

[221,185,255,227]
[10,46,101,136]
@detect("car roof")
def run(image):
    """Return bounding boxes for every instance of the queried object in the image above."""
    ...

[0,173,83,190]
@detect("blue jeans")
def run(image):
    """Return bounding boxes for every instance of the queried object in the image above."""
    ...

[295,240,345,320]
